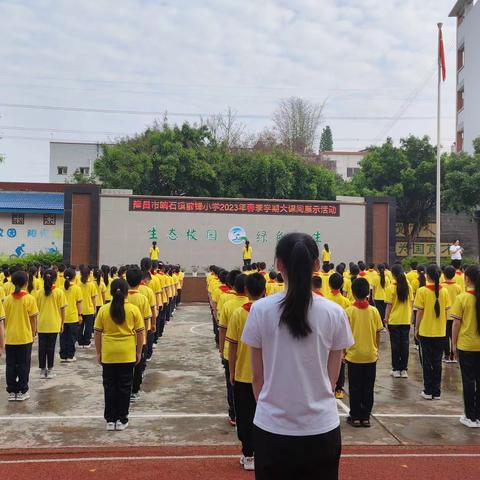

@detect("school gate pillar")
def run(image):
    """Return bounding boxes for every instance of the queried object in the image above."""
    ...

[62,185,101,266]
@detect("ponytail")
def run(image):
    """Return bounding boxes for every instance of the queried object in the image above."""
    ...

[12,271,28,295]
[64,268,76,291]
[378,264,386,289]
[43,269,56,296]
[391,264,408,302]
[276,233,319,339]
[350,264,359,282]
[80,265,90,284]
[417,266,426,288]
[427,264,441,318]
[93,268,102,286]
[109,279,128,325]
[27,266,37,293]
[101,265,110,288]
[465,266,480,335]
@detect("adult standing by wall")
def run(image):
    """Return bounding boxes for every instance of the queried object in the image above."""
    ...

[243,240,253,267]
[242,233,353,479]
[450,240,464,263]
[322,243,331,265]
[150,241,160,261]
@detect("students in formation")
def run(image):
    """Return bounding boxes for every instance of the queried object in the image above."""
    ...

[0,261,183,428]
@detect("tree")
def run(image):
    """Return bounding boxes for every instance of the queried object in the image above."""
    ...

[473,136,480,155]
[319,126,333,152]
[69,169,97,184]
[202,107,247,148]
[272,97,325,154]
[351,136,438,256]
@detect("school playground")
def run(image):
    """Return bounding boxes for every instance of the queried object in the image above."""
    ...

[1,304,479,479]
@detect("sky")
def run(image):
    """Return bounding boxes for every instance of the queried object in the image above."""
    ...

[0,0,459,182]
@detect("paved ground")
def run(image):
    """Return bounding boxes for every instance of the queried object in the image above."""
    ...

[0,303,479,450]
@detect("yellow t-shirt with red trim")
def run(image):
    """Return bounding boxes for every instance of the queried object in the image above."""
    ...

[385,282,413,325]
[414,285,451,337]
[219,294,248,360]
[34,288,68,333]
[450,291,480,351]
[4,291,39,345]
[61,283,83,323]
[78,281,97,315]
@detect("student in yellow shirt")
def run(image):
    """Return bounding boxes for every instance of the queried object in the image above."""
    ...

[327,273,351,399]
[414,264,451,400]
[3,270,39,402]
[318,263,332,297]
[344,265,359,302]
[265,271,278,296]
[0,299,5,357]
[321,244,331,265]
[451,265,480,428]
[126,268,152,402]
[26,266,38,294]
[175,266,184,307]
[219,273,248,426]
[275,273,285,293]
[94,278,144,431]
[93,268,107,314]
[34,270,68,379]
[55,264,66,289]
[60,268,83,362]
[372,264,390,323]
[110,266,118,280]
[443,265,463,363]
[345,278,383,428]
[406,262,418,285]
[101,265,112,303]
[139,272,157,362]
[312,276,323,297]
[227,273,266,471]
[385,264,413,378]
[242,240,253,267]
[77,265,98,349]
[149,241,160,260]
[452,259,466,292]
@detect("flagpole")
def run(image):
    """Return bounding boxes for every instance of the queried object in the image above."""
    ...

[436,22,443,266]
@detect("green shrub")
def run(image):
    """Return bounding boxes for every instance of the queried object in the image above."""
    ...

[400,255,478,270]
[0,252,63,267]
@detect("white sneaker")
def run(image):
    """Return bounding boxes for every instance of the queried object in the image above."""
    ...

[7,393,16,402]
[460,416,478,428]
[66,357,77,363]
[420,391,432,400]
[389,370,395,377]
[106,422,116,431]
[115,421,129,431]
[243,457,255,471]
[16,392,30,402]
[84,343,92,350]
[40,369,47,378]
[400,370,409,378]
[433,395,441,400]
[392,371,401,378]
[46,369,56,379]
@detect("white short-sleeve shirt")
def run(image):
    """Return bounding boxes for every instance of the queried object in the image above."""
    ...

[241,292,353,436]
[450,245,462,260]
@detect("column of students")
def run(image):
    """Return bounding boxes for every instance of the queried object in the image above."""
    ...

[0,261,184,430]
[206,257,480,471]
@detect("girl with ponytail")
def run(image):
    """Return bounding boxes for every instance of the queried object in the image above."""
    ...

[451,265,480,428]
[101,265,112,303]
[414,264,451,400]
[59,268,83,362]
[77,265,97,349]
[241,233,353,479]
[93,268,107,314]
[94,279,144,431]
[372,264,390,323]
[385,264,413,378]
[34,270,67,378]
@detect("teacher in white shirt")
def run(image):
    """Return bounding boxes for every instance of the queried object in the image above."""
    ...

[449,240,464,262]
[242,232,353,480]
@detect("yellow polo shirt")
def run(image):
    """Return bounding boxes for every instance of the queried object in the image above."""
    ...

[385,283,413,325]
[34,288,68,333]
[414,285,451,337]
[4,292,39,345]
[327,291,351,310]
[61,283,83,323]
[219,294,248,360]
[78,281,97,315]
[451,292,480,351]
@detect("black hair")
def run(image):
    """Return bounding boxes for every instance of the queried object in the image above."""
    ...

[233,274,246,294]
[93,267,102,286]
[276,233,319,339]
[12,271,28,294]
[391,264,409,302]
[336,263,345,275]
[27,265,37,293]
[352,277,369,300]
[80,265,90,284]
[109,279,128,325]
[350,264,360,282]
[312,276,322,290]
[245,240,250,247]
[64,268,76,291]
[426,264,441,318]
[358,261,366,272]
[226,270,241,288]
[417,265,426,288]
[410,261,418,270]
[101,265,111,288]
[251,263,258,271]
[465,265,480,334]
[258,262,266,271]
[378,264,386,288]
[57,263,66,273]
[269,271,277,280]
[444,265,456,280]
[110,266,118,277]
[118,266,127,277]
[329,272,344,291]
[322,263,330,273]
[245,273,265,298]
[276,272,284,283]
[126,267,142,288]
[43,269,56,296]
[324,243,329,253]
[218,270,228,284]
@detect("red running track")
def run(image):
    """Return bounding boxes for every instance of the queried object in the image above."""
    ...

[1,445,480,479]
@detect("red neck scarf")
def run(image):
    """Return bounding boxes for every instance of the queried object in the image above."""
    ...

[12,291,28,299]
[314,290,324,297]
[331,290,341,295]
[219,285,230,293]
[242,302,253,312]
[444,281,455,285]
[353,300,370,309]
[456,271,463,276]
[467,290,476,296]
[359,271,367,277]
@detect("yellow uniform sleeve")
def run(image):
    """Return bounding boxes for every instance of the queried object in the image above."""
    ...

[27,295,39,317]
[374,308,383,331]
[133,306,145,332]
[385,285,394,304]
[450,295,463,320]
[444,287,452,310]
[94,308,104,331]
[218,304,228,329]
[58,289,68,309]
[0,300,5,319]
[76,287,83,305]
[226,310,240,345]
[414,288,425,310]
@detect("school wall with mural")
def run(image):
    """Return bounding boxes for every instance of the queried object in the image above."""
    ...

[98,194,395,271]
[0,191,64,258]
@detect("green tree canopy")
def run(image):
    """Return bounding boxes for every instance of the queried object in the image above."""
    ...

[319,126,333,152]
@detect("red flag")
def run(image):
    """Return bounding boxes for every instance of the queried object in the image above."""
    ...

[438,25,446,82]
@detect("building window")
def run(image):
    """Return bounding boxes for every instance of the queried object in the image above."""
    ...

[347,167,361,178]
[458,46,465,70]
[12,213,25,225]
[457,88,464,112]
[43,214,56,226]
[78,167,90,175]
[456,130,464,153]
[57,166,68,175]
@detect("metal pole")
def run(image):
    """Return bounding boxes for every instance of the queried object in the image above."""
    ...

[436,23,443,266]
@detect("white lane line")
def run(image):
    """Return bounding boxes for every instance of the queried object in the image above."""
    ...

[189,323,213,337]
[2,453,480,465]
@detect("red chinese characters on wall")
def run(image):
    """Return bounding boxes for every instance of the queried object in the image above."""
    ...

[129,197,340,217]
